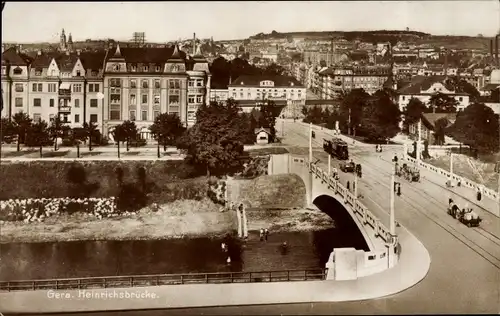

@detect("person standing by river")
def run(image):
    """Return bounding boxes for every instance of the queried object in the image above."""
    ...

[260,228,264,241]
[264,228,269,241]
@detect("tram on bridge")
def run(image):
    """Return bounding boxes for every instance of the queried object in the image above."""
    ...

[323,137,349,160]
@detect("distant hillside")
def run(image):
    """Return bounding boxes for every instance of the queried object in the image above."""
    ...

[250,30,431,42]
[249,30,492,51]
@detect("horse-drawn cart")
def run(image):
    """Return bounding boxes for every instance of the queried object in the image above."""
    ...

[447,200,482,227]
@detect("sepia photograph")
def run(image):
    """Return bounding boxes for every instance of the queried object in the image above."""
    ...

[0,0,499,315]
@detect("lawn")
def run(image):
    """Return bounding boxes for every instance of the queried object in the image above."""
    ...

[426,154,499,191]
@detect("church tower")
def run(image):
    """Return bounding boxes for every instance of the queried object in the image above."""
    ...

[67,33,73,52]
[60,28,67,51]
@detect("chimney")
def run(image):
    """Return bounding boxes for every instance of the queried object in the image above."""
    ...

[37,50,42,56]
[76,49,81,56]
[193,33,196,56]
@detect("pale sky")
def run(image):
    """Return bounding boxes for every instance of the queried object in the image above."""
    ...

[2,1,499,43]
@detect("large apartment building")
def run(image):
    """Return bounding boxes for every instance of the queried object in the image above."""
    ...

[1,43,211,140]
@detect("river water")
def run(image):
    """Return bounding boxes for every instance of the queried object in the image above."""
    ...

[0,226,366,281]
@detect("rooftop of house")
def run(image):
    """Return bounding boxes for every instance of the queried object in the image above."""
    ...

[229,75,303,88]
[254,127,271,134]
[419,112,457,131]
[1,47,30,66]
[397,75,456,94]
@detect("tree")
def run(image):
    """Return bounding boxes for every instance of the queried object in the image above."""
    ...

[359,90,401,142]
[448,103,499,153]
[452,78,480,102]
[0,118,15,142]
[149,113,186,155]
[258,100,282,142]
[263,63,285,76]
[117,120,138,151]
[433,117,449,145]
[26,120,50,157]
[178,100,248,176]
[48,117,69,151]
[428,93,459,113]
[340,89,370,135]
[12,112,32,152]
[82,122,98,152]
[403,98,428,132]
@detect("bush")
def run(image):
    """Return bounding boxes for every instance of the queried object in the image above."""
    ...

[61,138,77,147]
[129,138,147,147]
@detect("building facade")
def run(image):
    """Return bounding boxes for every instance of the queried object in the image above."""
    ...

[1,43,211,140]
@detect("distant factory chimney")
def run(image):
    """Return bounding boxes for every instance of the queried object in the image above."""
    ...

[193,33,196,56]
[491,38,494,59]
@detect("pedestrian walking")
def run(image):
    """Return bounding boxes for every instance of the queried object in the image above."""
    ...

[221,242,227,252]
[260,228,264,241]
[352,181,356,193]
[226,256,231,265]
[477,188,482,201]
[264,228,269,241]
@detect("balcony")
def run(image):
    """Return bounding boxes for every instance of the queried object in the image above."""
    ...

[58,105,71,113]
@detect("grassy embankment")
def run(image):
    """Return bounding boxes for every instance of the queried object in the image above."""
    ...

[0,160,234,243]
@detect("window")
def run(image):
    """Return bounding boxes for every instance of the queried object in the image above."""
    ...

[459,97,463,102]
[15,97,23,107]
[33,114,41,122]
[232,93,237,98]
[154,111,160,119]
[130,94,136,105]
[169,95,179,104]
[75,114,80,123]
[141,110,148,121]
[90,99,98,107]
[154,79,161,89]
[89,84,100,92]
[131,65,137,72]
[91,70,98,76]
[76,70,81,77]
[188,96,195,104]
[73,84,82,93]
[110,89,121,103]
[50,70,56,77]
[188,80,195,87]
[130,80,137,88]
[35,69,42,76]
[142,80,149,89]
[155,66,161,72]
[90,114,98,123]
[196,80,203,87]
[129,110,136,121]
[48,84,57,92]
[15,84,23,92]
[154,95,160,105]
[32,83,37,92]
[74,99,80,108]
[50,99,54,107]
[13,68,22,75]
[196,96,203,103]
[109,78,121,87]
[33,98,41,107]
[143,66,149,72]
[38,83,43,92]
[240,93,243,98]
[169,80,180,89]
[49,114,54,121]
[142,94,148,104]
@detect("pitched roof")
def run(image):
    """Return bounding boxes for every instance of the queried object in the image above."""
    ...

[229,75,303,88]
[105,45,187,64]
[57,54,79,72]
[481,83,500,91]
[397,75,455,94]
[79,51,107,71]
[420,112,457,130]
[254,127,271,134]
[1,47,29,66]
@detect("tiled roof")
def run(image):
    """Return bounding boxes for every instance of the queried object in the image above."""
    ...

[229,75,304,88]
[1,47,29,66]
[79,51,107,71]
[481,83,500,91]
[57,54,79,72]
[397,75,455,94]
[254,127,271,134]
[30,53,55,68]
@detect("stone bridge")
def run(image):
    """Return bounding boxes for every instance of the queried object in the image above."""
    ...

[268,154,400,279]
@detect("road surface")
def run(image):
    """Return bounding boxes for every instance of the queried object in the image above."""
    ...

[22,120,500,314]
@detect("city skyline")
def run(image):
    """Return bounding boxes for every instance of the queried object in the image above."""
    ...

[2,1,499,43]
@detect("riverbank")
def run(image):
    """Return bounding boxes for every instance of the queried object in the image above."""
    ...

[0,199,236,243]
[247,207,335,232]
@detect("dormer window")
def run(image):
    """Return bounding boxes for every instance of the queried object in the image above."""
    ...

[13,67,22,75]
[155,66,161,72]
[143,66,149,72]
[76,70,81,77]
[35,68,42,76]
[91,70,98,76]
[241,82,244,85]
[131,65,137,72]
[113,64,120,71]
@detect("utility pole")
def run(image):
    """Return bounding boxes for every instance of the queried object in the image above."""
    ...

[450,152,454,175]
[390,164,396,242]
[309,122,313,163]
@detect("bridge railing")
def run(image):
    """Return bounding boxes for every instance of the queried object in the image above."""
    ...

[0,269,327,292]
[403,155,499,202]
[308,163,394,244]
